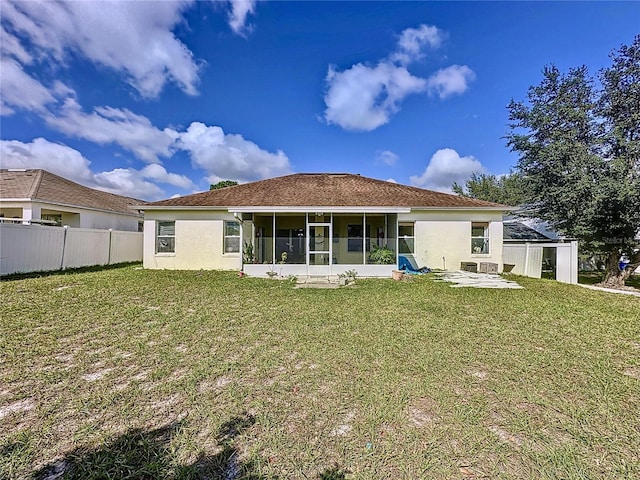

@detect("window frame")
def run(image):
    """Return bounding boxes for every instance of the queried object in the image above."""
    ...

[398,222,415,255]
[224,221,241,254]
[156,220,175,254]
[471,222,490,254]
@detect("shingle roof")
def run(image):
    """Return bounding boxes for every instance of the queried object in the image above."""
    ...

[144,173,508,209]
[503,222,552,240]
[0,169,145,215]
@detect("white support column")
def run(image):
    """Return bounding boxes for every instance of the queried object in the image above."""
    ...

[570,240,579,284]
[272,213,276,265]
[363,212,367,265]
[22,204,41,224]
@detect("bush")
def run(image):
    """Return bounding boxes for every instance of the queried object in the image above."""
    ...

[369,245,395,264]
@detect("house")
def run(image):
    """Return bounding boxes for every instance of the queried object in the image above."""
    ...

[503,220,579,284]
[140,173,509,277]
[0,169,144,231]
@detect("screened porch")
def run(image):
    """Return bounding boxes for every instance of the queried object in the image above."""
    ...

[240,212,407,277]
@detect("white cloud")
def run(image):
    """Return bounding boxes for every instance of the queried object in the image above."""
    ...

[0,138,190,200]
[391,24,444,66]
[227,0,256,35]
[427,65,476,99]
[92,168,165,200]
[376,150,399,166]
[2,0,200,98]
[0,25,32,64]
[0,138,94,183]
[44,98,179,163]
[324,24,473,131]
[324,62,426,131]
[410,148,486,192]
[178,122,291,183]
[11,99,290,187]
[0,58,55,115]
[139,164,193,190]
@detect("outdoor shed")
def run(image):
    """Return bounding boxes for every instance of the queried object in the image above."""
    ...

[502,221,578,284]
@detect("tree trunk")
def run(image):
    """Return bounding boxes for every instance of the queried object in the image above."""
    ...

[599,250,639,289]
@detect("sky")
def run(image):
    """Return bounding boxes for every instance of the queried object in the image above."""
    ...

[1,1,638,201]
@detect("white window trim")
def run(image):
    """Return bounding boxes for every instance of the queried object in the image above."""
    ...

[471,222,490,255]
[398,221,415,255]
[224,221,241,254]
[156,220,175,255]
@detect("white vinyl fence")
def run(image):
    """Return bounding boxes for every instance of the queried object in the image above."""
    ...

[503,241,578,284]
[0,224,142,276]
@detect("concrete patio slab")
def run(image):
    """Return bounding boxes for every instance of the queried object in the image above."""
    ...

[434,271,523,289]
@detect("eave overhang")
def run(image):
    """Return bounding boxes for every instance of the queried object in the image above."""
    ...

[136,205,510,213]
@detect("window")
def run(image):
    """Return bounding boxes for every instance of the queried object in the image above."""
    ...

[156,221,175,253]
[347,224,363,252]
[398,222,414,254]
[471,222,489,254]
[224,221,240,253]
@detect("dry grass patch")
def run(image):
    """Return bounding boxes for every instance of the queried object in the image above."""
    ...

[1,266,639,479]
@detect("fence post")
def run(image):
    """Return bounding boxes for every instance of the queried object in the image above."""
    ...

[60,225,69,271]
[108,229,113,265]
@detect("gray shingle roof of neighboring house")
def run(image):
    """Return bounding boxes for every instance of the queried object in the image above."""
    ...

[503,221,552,241]
[0,169,145,215]
[143,173,509,209]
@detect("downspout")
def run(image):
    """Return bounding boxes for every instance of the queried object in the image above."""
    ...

[239,216,243,271]
[524,242,530,277]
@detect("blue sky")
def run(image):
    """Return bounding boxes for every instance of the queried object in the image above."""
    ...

[1,1,638,201]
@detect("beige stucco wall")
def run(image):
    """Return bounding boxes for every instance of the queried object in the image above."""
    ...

[143,208,504,273]
[143,210,242,270]
[401,210,504,272]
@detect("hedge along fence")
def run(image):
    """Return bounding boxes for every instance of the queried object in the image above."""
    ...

[0,223,142,276]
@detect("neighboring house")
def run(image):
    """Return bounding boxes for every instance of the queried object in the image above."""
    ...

[140,173,509,277]
[503,220,578,284]
[0,169,144,231]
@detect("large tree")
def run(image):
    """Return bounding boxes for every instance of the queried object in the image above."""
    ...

[452,172,528,206]
[505,36,640,288]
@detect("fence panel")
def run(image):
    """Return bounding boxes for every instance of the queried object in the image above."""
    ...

[63,228,111,269]
[110,230,144,264]
[0,224,143,275]
[0,224,65,275]
[503,245,526,275]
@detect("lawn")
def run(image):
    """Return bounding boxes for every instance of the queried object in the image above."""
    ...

[1,265,639,479]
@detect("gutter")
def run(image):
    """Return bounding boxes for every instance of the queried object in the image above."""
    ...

[134,205,510,213]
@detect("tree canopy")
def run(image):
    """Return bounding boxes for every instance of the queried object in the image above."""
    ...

[505,35,640,286]
[452,172,528,206]
[210,180,239,190]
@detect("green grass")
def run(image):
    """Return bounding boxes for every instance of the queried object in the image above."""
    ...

[1,265,639,479]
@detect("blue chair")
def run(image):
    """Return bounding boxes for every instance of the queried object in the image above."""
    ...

[398,255,430,274]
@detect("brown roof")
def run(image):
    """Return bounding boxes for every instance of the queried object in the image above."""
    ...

[144,173,508,209]
[0,169,145,216]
